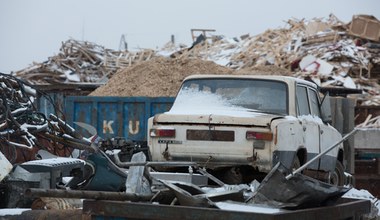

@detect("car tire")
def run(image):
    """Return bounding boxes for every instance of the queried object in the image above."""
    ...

[330,160,345,186]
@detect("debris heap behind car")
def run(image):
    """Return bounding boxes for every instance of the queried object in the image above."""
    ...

[11,14,380,107]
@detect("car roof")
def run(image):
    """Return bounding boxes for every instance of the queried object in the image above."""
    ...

[183,74,318,89]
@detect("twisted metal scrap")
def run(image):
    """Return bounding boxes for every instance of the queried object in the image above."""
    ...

[0,73,93,164]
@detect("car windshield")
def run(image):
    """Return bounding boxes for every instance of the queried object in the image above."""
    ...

[170,78,288,115]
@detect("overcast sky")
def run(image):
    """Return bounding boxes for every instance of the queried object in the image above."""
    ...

[1,0,379,73]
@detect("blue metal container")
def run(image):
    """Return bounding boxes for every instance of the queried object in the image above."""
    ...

[37,92,67,118]
[64,96,174,141]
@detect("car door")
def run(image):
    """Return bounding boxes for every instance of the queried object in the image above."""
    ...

[309,89,340,172]
[301,86,339,172]
[296,85,320,169]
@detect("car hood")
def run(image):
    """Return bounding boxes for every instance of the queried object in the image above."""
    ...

[153,109,283,127]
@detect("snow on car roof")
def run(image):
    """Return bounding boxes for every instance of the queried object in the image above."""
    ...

[183,75,318,89]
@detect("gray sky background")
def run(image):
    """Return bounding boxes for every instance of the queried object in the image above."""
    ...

[1,0,379,73]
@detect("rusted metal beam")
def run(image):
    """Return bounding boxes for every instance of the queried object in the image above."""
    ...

[42,133,95,152]
[25,188,153,202]
[82,198,370,220]
[113,153,198,168]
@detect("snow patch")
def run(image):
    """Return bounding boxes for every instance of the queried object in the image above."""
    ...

[64,70,80,82]
[22,157,85,166]
[216,202,283,214]
[343,188,380,216]
[168,88,260,117]
[0,209,30,216]
[298,114,323,125]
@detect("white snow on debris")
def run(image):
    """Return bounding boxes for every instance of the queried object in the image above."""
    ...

[216,202,283,214]
[343,188,377,201]
[22,157,85,166]
[64,70,80,82]
[105,149,121,155]
[0,208,30,216]
[343,188,380,216]
[22,84,36,96]
[156,50,176,57]
[298,114,324,125]
[11,107,28,115]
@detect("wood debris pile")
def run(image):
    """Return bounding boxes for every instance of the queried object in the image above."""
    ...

[0,73,93,164]
[12,14,380,105]
[14,39,156,84]
[165,14,380,106]
[357,115,380,128]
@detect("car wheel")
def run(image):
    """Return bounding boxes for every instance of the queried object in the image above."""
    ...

[330,160,345,186]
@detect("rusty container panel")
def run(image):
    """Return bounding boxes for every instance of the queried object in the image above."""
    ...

[355,105,380,125]
[355,158,380,198]
[65,96,174,141]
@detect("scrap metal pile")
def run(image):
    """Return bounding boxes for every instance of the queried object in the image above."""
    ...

[0,73,93,164]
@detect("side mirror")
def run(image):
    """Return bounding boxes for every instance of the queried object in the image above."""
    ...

[320,92,332,124]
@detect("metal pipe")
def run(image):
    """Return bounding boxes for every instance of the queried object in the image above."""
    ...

[49,114,84,140]
[197,168,224,187]
[286,129,358,180]
[42,133,96,152]
[113,153,198,168]
[113,153,225,186]
[25,188,153,202]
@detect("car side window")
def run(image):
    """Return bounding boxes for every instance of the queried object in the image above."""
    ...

[296,85,310,116]
[309,89,321,117]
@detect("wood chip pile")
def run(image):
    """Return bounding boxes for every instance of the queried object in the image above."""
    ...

[89,57,234,97]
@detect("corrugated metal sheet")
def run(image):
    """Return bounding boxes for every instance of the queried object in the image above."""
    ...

[64,96,174,141]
